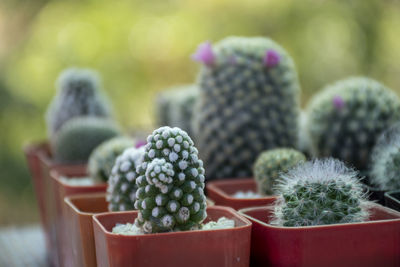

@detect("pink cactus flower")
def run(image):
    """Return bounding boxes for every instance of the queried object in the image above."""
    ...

[332,95,345,110]
[263,49,281,68]
[192,41,215,66]
[135,140,146,148]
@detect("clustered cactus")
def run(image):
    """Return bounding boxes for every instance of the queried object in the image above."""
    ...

[134,126,207,233]
[253,148,306,195]
[88,136,135,182]
[107,146,145,211]
[155,85,199,137]
[273,158,369,227]
[306,77,400,171]
[46,68,112,140]
[53,117,120,163]
[369,122,400,191]
[193,37,301,180]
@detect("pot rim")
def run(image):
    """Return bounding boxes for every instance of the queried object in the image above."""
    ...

[93,205,252,238]
[65,192,108,216]
[50,169,106,190]
[385,190,400,201]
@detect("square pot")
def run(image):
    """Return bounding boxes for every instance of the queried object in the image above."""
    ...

[49,169,107,267]
[206,178,276,210]
[93,206,252,267]
[385,190,400,212]
[240,203,400,267]
[64,193,109,267]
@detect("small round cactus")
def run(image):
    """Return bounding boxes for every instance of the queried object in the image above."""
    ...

[134,126,207,233]
[193,37,301,180]
[88,136,135,182]
[370,122,400,191]
[53,117,120,163]
[253,148,306,195]
[306,77,400,171]
[107,146,145,211]
[46,68,112,140]
[273,158,369,227]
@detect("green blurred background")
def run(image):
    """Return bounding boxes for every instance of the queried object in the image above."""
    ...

[1,0,400,225]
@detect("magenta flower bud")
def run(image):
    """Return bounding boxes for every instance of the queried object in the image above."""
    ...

[332,95,345,110]
[263,49,281,68]
[135,140,146,148]
[191,41,215,66]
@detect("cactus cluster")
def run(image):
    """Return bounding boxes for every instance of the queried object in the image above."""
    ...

[155,85,199,137]
[306,77,400,171]
[46,68,112,140]
[370,122,400,191]
[253,148,306,195]
[273,158,369,227]
[107,146,145,211]
[193,37,301,180]
[53,117,120,163]
[134,126,207,233]
[88,136,135,182]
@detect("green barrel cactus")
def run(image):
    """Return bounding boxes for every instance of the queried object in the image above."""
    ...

[134,126,207,233]
[306,77,400,171]
[107,146,145,211]
[155,85,199,137]
[53,117,120,163]
[370,122,400,191]
[192,37,301,180]
[46,68,112,140]
[253,148,306,195]
[88,136,135,182]
[273,158,369,227]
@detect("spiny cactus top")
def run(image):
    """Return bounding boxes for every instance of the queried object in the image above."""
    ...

[53,117,120,163]
[193,37,301,180]
[134,126,207,233]
[107,146,145,211]
[46,68,112,140]
[253,148,306,195]
[273,158,369,227]
[306,77,400,171]
[155,85,199,137]
[88,136,135,182]
[370,122,400,191]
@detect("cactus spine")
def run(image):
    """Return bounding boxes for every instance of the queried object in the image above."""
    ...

[134,126,207,233]
[306,77,400,171]
[253,148,306,195]
[273,158,369,227]
[193,37,301,180]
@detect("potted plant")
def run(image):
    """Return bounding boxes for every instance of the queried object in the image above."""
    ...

[93,126,252,266]
[240,158,400,266]
[206,148,305,210]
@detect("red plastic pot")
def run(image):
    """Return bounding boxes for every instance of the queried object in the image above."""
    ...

[93,206,252,267]
[206,178,276,210]
[240,203,400,267]
[385,190,400,212]
[64,193,109,267]
[49,169,107,267]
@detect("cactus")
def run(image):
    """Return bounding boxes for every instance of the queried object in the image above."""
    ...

[306,77,400,171]
[134,126,207,233]
[107,146,145,211]
[253,148,306,195]
[370,122,400,191]
[45,68,112,140]
[88,136,135,182]
[192,37,301,180]
[273,158,369,227]
[53,117,120,163]
[155,85,199,137]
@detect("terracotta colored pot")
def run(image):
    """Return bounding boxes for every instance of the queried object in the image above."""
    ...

[240,203,400,267]
[206,178,276,210]
[49,169,107,267]
[64,193,109,267]
[93,206,252,267]
[385,190,400,212]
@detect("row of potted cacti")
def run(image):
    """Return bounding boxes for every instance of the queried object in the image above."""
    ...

[24,35,400,267]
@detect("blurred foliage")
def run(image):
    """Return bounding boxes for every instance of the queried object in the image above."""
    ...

[1,0,400,224]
